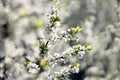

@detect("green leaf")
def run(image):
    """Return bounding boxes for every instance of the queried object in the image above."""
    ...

[20,9,28,18]
[40,59,48,68]
[30,19,45,30]
[73,63,80,68]
[86,45,92,52]
[68,28,75,34]
[68,26,82,35]
[55,15,61,22]
[75,26,82,34]
[50,14,61,22]
[22,61,32,66]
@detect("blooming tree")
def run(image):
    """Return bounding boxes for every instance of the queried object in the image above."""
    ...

[22,0,92,80]
[0,0,92,80]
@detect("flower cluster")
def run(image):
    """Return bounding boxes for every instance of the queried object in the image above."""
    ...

[47,63,80,80]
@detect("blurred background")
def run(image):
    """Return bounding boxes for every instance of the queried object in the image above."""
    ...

[0,0,120,80]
